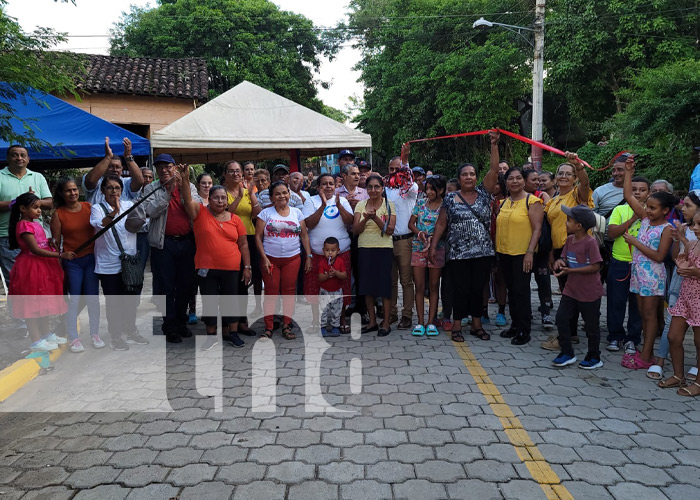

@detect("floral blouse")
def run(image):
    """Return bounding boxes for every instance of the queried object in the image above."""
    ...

[442,185,495,261]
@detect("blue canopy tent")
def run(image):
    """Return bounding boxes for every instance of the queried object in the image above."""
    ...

[0,85,150,169]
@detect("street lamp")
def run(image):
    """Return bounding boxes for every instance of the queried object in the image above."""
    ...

[473,2,546,172]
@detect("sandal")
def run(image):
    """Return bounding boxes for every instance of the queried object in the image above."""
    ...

[261,329,273,340]
[678,381,700,397]
[470,328,490,341]
[282,325,296,340]
[451,331,465,343]
[412,325,426,337]
[687,367,698,382]
[658,375,685,388]
[361,324,378,333]
[621,351,654,370]
[339,324,351,335]
[426,324,439,337]
[646,364,663,380]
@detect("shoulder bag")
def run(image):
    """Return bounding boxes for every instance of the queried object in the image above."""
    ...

[100,204,144,294]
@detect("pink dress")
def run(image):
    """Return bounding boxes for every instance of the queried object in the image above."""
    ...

[668,247,700,327]
[9,220,67,319]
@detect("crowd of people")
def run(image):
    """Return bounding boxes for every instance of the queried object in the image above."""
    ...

[2,133,700,396]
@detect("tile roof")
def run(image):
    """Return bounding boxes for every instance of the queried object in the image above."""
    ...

[79,54,208,101]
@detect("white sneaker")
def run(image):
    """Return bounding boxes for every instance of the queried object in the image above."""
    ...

[623,341,636,355]
[70,339,85,353]
[44,333,67,345]
[91,335,106,349]
[31,339,59,351]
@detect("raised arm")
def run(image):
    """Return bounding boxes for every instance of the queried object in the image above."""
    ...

[123,138,144,192]
[483,130,501,193]
[178,164,200,220]
[84,138,113,190]
[622,158,646,219]
[565,152,591,204]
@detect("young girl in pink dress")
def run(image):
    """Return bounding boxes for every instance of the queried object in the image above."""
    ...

[660,211,700,396]
[8,192,75,351]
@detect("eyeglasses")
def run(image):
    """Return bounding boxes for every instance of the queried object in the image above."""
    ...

[104,185,122,191]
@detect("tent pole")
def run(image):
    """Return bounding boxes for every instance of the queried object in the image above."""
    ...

[289,149,300,172]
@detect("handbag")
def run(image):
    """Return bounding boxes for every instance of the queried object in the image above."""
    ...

[101,204,144,294]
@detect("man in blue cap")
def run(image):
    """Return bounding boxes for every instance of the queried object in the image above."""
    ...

[126,153,201,343]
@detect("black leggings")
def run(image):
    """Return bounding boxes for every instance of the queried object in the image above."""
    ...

[450,257,492,322]
[199,270,240,328]
[498,253,532,334]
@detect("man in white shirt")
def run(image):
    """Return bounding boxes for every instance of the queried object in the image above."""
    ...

[385,156,418,329]
[289,172,310,204]
[256,164,303,208]
[82,137,144,206]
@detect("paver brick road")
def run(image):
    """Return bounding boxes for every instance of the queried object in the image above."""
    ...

[1,279,699,499]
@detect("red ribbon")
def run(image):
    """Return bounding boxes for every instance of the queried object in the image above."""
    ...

[401,128,608,170]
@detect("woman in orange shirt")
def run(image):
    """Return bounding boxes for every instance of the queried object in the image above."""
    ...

[178,165,252,351]
[50,178,103,353]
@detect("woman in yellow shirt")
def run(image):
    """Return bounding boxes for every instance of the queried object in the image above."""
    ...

[542,152,593,349]
[353,174,396,336]
[495,167,543,346]
[223,160,262,335]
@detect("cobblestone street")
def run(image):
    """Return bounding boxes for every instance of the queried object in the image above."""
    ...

[1,279,700,500]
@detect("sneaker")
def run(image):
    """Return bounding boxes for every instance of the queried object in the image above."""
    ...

[125,332,150,345]
[187,313,198,325]
[579,355,604,370]
[321,327,329,337]
[224,332,245,348]
[553,353,577,367]
[31,339,58,352]
[541,335,559,351]
[607,340,620,352]
[330,327,341,337]
[481,315,491,325]
[542,315,554,331]
[495,313,507,327]
[496,313,508,326]
[91,335,106,349]
[70,339,85,353]
[44,333,67,345]
[110,338,129,351]
[201,336,218,351]
[623,341,636,355]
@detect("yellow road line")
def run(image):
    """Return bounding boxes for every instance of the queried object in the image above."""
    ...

[453,341,574,500]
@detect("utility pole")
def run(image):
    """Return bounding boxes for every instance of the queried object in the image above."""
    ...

[531,1,546,173]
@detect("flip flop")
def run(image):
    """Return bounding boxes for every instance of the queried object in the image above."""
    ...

[412,325,426,337]
[646,364,663,380]
[426,324,439,336]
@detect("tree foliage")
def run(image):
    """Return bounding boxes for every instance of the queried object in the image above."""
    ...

[0,0,83,148]
[110,0,340,112]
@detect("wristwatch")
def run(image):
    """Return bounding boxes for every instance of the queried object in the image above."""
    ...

[126,155,135,162]
[244,265,252,269]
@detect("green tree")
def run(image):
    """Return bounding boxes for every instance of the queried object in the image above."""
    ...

[347,0,532,172]
[110,0,339,111]
[545,0,700,130]
[0,0,83,148]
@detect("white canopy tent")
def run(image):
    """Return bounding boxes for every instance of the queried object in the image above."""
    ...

[151,80,371,164]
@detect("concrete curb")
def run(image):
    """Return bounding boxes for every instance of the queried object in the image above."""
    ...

[0,343,67,402]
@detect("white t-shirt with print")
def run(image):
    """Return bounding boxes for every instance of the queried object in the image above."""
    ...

[258,206,305,258]
[302,195,352,255]
[90,200,137,274]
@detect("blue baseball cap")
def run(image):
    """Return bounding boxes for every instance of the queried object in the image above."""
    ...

[339,149,355,159]
[153,153,175,165]
[412,166,426,176]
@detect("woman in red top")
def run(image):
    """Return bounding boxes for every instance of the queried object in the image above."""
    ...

[179,165,252,351]
[50,178,103,353]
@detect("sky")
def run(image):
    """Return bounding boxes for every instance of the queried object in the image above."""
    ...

[5,0,363,113]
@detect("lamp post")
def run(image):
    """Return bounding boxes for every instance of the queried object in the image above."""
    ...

[473,1,546,172]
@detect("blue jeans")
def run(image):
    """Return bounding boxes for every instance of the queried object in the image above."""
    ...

[657,270,683,359]
[0,236,20,288]
[63,254,100,340]
[137,232,151,272]
[606,258,642,344]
